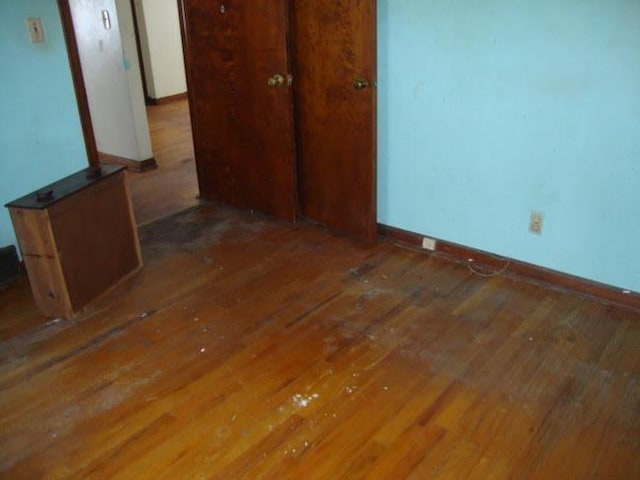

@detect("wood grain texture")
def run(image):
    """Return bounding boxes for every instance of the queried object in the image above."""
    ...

[98,152,157,172]
[8,171,142,319]
[291,0,377,240]
[1,203,639,478]
[48,172,142,312]
[179,0,298,221]
[8,208,73,318]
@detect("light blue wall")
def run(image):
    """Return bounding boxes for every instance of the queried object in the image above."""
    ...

[0,1,638,293]
[378,0,640,292]
[0,0,88,249]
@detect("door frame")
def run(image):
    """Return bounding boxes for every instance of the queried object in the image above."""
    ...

[128,0,150,103]
[58,0,156,170]
[57,0,99,167]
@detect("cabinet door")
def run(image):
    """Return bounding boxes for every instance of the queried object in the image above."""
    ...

[291,0,377,240]
[180,0,298,220]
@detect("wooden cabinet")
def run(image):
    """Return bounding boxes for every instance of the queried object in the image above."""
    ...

[5,165,142,319]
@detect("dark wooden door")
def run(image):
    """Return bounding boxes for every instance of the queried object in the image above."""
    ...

[179,0,298,220]
[291,0,377,240]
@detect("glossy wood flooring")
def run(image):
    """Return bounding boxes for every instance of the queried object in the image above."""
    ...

[1,203,639,479]
[127,99,199,226]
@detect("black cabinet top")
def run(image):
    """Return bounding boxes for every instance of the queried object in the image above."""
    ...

[4,165,126,210]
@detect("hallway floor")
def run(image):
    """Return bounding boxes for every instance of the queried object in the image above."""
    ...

[127,99,199,226]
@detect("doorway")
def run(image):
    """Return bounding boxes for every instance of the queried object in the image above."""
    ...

[58,0,199,225]
[131,99,198,225]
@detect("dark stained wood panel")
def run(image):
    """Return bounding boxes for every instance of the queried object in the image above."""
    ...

[291,0,377,240]
[6,167,142,319]
[47,173,141,310]
[180,0,298,221]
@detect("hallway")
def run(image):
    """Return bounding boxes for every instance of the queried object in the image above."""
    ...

[126,99,199,226]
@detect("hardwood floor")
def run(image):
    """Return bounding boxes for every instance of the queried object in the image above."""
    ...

[2,99,639,478]
[1,201,639,479]
[126,99,199,226]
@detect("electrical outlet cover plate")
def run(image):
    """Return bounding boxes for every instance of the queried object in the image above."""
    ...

[421,236,437,251]
[27,17,45,43]
[529,212,543,234]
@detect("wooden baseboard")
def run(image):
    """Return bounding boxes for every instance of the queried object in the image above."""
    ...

[0,245,23,286]
[98,152,157,172]
[146,92,188,106]
[378,224,640,312]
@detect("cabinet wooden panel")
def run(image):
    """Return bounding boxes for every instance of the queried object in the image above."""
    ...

[6,165,142,319]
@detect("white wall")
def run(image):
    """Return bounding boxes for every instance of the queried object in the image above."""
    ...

[70,0,152,162]
[134,0,187,99]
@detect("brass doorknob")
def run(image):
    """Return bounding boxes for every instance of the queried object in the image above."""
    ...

[268,74,285,87]
[353,77,369,90]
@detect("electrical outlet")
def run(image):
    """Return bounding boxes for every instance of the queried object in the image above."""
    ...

[421,236,437,251]
[529,212,543,234]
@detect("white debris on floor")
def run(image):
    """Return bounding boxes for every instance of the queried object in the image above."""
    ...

[291,393,320,408]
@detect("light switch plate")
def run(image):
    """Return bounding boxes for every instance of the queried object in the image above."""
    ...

[27,17,45,43]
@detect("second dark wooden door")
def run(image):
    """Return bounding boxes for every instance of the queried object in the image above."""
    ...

[179,0,298,220]
[291,0,377,240]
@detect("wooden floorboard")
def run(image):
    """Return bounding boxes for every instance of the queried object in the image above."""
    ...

[1,203,639,479]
